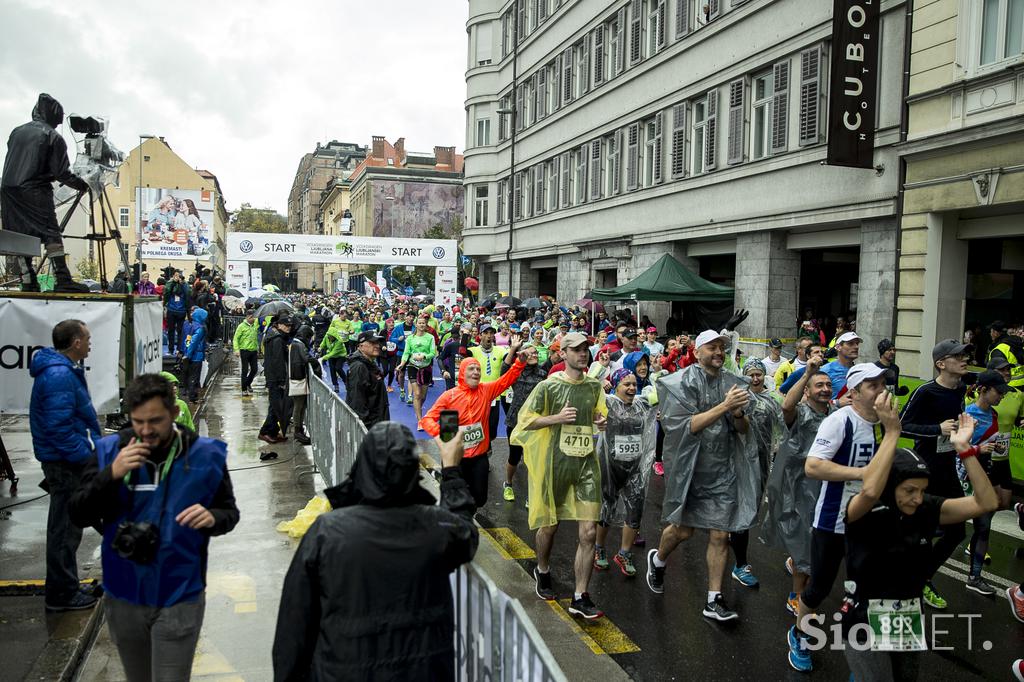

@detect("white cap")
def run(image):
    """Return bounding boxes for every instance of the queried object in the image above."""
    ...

[694,329,730,349]
[845,363,887,390]
[836,331,862,344]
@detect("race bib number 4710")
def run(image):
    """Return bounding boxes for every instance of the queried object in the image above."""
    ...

[560,425,594,457]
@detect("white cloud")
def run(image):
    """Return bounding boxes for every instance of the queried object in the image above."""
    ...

[0,0,468,212]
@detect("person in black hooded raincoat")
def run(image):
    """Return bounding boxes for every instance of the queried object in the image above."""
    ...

[272,421,478,682]
[1,93,90,292]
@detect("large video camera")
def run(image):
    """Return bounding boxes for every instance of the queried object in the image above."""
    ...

[65,114,125,195]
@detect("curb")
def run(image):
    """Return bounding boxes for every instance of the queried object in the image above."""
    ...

[24,598,104,682]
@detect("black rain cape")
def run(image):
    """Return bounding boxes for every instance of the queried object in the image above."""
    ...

[272,422,478,682]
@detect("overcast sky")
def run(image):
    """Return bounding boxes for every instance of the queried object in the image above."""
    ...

[0,0,468,214]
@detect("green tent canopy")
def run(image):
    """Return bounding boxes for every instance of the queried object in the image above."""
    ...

[590,253,734,302]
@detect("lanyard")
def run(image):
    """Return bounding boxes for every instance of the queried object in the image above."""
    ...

[124,428,181,492]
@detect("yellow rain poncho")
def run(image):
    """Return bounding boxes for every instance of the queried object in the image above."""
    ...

[510,372,608,529]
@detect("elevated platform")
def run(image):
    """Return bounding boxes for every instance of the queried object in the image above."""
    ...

[0,231,41,258]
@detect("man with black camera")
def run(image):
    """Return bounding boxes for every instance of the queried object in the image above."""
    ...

[70,374,238,681]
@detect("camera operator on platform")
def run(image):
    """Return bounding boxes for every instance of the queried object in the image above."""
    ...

[70,373,239,681]
[1,93,90,293]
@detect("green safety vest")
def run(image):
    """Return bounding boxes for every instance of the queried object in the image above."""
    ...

[988,342,1024,386]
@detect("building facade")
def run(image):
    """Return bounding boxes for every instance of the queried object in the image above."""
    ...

[896,0,1024,379]
[94,137,229,281]
[286,140,366,290]
[318,176,354,293]
[463,0,907,360]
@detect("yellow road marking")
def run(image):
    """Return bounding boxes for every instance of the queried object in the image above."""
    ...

[546,600,604,655]
[480,527,537,560]
[555,599,641,655]
[205,572,258,614]
[0,579,97,590]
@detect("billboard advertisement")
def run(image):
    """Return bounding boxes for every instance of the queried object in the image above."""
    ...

[138,187,215,259]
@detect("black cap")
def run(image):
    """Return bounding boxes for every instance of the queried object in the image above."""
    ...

[991,320,1009,333]
[932,339,973,363]
[275,315,295,327]
[622,328,639,338]
[769,338,783,348]
[356,330,385,345]
[986,356,1011,371]
[479,323,496,333]
[977,369,1012,393]
[878,338,895,354]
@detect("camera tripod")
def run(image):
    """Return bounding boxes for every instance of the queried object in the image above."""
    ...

[1,185,132,291]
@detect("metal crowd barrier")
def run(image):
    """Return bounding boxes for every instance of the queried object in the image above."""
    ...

[304,374,366,486]
[222,314,245,348]
[303,375,565,681]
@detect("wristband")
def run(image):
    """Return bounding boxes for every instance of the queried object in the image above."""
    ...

[956,445,979,461]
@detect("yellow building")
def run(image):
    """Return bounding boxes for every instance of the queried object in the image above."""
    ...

[318,176,353,293]
[92,137,228,282]
[896,1,1024,378]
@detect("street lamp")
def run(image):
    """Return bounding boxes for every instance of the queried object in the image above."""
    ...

[137,133,157,286]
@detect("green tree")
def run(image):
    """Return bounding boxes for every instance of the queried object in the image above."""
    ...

[76,257,100,281]
[230,203,290,288]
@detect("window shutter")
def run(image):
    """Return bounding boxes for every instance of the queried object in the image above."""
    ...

[671,103,687,178]
[629,0,643,66]
[513,172,522,219]
[611,130,623,194]
[531,72,540,126]
[617,7,627,73]
[548,158,559,211]
[704,89,718,171]
[799,46,822,146]
[676,0,689,38]
[771,60,789,154]
[524,167,533,218]
[581,38,591,95]
[552,55,562,111]
[538,0,548,22]
[593,27,605,86]
[577,145,588,204]
[537,68,547,119]
[496,180,505,223]
[652,111,664,183]
[656,0,666,50]
[560,151,571,207]
[562,47,574,105]
[708,0,720,20]
[590,139,603,200]
[515,85,525,132]
[534,164,545,215]
[626,122,640,190]
[727,78,745,165]
[516,0,525,41]
[502,13,510,56]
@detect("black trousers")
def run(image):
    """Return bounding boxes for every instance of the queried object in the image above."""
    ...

[239,350,258,392]
[260,381,292,437]
[41,461,85,604]
[183,358,203,401]
[802,528,846,610]
[460,455,490,508]
[166,310,186,352]
[921,451,966,580]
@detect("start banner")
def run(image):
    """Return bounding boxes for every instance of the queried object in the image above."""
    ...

[227,232,457,267]
[0,297,125,414]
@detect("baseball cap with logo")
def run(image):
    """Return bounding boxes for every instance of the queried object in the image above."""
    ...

[694,329,730,349]
[561,332,590,349]
[769,338,783,348]
[845,363,887,390]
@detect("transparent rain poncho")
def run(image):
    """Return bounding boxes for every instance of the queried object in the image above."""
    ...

[759,402,832,574]
[747,389,786,485]
[596,393,658,529]
[510,372,608,529]
[658,363,761,532]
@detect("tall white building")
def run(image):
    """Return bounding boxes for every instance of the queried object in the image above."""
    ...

[463,0,907,357]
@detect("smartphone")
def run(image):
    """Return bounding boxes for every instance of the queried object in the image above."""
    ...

[439,410,460,443]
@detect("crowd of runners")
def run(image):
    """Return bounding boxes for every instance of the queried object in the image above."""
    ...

[232,290,1024,678]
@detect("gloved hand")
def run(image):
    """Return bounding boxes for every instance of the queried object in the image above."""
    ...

[724,309,749,332]
[66,174,89,193]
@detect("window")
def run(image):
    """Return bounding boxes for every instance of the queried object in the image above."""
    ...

[476,22,493,65]
[980,0,1024,66]
[726,78,745,165]
[626,122,640,190]
[498,94,511,141]
[675,0,690,38]
[629,0,645,66]
[589,139,603,200]
[771,60,790,155]
[606,131,622,195]
[496,179,507,222]
[799,46,824,146]
[476,118,491,146]
[608,10,624,80]
[474,186,489,227]
[560,151,572,207]
[751,72,773,160]
[644,113,664,185]
[548,158,560,211]
[593,26,605,87]
[574,145,588,205]
[648,0,666,55]
[534,163,545,215]
[502,10,513,57]
[562,46,575,106]
[513,172,523,219]
[670,103,686,177]
[692,90,718,174]
[120,206,130,228]
[575,38,590,99]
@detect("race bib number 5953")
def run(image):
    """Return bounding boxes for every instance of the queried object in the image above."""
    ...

[560,425,594,457]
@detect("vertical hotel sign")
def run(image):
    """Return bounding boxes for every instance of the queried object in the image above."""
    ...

[826,0,880,168]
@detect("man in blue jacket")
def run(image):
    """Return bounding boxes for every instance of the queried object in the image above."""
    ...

[181,308,208,403]
[163,270,191,353]
[70,374,239,680]
[29,319,101,611]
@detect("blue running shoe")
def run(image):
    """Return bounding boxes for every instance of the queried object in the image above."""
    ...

[731,564,760,588]
[788,626,813,673]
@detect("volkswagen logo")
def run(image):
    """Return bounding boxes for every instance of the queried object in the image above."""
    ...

[239,240,254,254]
[432,247,445,259]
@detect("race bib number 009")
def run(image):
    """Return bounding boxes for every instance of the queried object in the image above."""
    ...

[613,435,642,461]
[560,425,594,457]
[867,598,926,652]
[463,423,485,449]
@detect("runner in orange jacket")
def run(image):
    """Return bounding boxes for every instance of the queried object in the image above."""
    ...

[421,343,527,506]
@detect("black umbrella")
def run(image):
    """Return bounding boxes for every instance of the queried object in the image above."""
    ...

[245,296,264,307]
[497,296,522,307]
[255,300,294,318]
[486,292,503,301]
[225,287,244,298]
[521,297,543,309]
